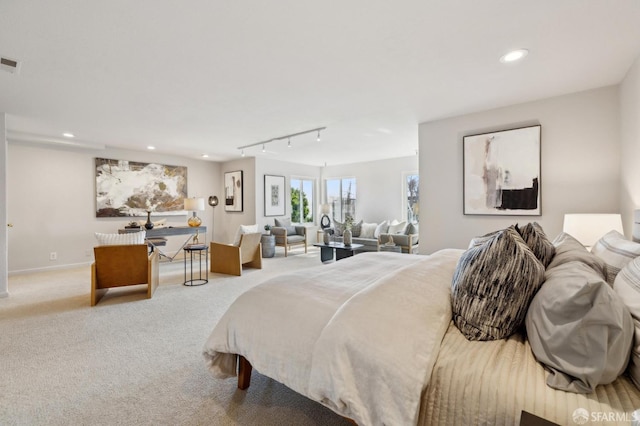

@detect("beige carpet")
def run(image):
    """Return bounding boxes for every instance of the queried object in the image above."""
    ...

[0,248,352,426]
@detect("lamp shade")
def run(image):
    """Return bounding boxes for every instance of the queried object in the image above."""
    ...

[184,197,205,212]
[321,203,331,215]
[563,213,624,248]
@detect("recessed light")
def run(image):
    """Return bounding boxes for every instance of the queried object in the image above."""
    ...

[147,146,155,150]
[62,132,75,138]
[500,49,529,63]
[201,154,209,158]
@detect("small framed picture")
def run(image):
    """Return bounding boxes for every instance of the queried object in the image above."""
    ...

[224,170,243,212]
[264,175,285,216]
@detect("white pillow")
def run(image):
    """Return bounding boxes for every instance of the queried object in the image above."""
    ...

[374,221,389,238]
[592,230,640,285]
[388,221,407,234]
[233,224,259,246]
[360,223,377,239]
[95,231,146,246]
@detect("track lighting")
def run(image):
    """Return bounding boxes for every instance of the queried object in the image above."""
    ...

[236,126,326,156]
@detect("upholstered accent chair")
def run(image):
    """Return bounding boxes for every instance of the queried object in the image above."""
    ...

[210,232,262,276]
[271,218,308,256]
[91,245,159,306]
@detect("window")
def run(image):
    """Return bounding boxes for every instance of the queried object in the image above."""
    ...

[290,177,314,223]
[404,173,419,223]
[326,177,356,221]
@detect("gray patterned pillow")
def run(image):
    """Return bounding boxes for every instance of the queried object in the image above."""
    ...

[351,220,363,237]
[452,226,545,341]
[516,222,556,268]
[333,220,344,237]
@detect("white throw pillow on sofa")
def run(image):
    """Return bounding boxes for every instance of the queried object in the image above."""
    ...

[360,223,377,239]
[388,221,407,234]
[374,221,388,238]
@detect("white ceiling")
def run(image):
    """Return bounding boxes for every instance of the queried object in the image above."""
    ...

[1,1,640,166]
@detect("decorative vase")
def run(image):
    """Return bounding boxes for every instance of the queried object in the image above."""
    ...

[323,230,330,244]
[343,228,352,246]
[145,211,154,230]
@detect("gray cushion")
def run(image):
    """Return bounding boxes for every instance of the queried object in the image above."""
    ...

[333,220,344,237]
[613,257,640,390]
[451,226,545,341]
[591,230,640,285]
[526,260,634,393]
[516,222,555,268]
[548,232,606,277]
[351,220,363,237]
[274,217,296,236]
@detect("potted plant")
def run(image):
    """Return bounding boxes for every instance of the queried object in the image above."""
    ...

[264,224,271,235]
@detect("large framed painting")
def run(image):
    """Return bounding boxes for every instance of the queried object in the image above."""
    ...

[463,125,541,216]
[224,170,243,212]
[95,158,187,217]
[264,175,286,217]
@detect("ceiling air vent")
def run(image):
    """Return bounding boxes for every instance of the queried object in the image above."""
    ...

[1,56,21,74]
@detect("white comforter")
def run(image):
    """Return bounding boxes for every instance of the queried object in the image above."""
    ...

[203,249,463,426]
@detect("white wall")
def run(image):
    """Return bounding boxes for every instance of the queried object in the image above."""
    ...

[218,157,256,244]
[620,54,640,236]
[7,143,220,273]
[322,156,418,223]
[255,157,322,230]
[0,113,7,297]
[419,86,621,253]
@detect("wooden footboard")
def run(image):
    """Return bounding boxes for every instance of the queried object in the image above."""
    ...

[238,355,252,390]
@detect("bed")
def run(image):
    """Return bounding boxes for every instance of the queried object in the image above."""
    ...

[203,231,640,425]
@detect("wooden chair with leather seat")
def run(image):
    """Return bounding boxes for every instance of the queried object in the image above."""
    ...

[91,244,159,306]
[210,232,262,276]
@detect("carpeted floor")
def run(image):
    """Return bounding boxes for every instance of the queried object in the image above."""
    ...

[0,248,352,426]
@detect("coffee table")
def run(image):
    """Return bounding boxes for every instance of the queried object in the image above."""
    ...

[313,242,364,262]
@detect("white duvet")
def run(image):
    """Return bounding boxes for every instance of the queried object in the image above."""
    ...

[203,249,463,426]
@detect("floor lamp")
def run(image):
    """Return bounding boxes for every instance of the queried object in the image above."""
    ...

[208,195,219,241]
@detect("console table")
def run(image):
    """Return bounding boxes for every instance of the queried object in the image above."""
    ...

[119,226,206,261]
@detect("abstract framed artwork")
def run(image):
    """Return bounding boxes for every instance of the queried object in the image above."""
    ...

[463,125,541,216]
[95,157,187,217]
[264,174,285,217]
[224,170,243,212]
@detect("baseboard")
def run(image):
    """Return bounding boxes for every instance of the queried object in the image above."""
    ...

[8,261,93,276]
[0,290,9,298]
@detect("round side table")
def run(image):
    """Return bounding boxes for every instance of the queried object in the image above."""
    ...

[183,244,209,286]
[261,234,275,258]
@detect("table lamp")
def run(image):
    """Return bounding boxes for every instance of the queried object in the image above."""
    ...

[184,197,205,227]
[563,213,624,249]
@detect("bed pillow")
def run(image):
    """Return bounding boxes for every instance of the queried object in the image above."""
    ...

[516,222,556,268]
[360,223,377,239]
[526,260,634,393]
[591,230,640,285]
[613,257,640,390]
[95,231,146,246]
[451,226,545,341]
[547,232,606,278]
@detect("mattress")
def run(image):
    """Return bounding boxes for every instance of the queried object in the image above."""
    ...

[419,322,640,426]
